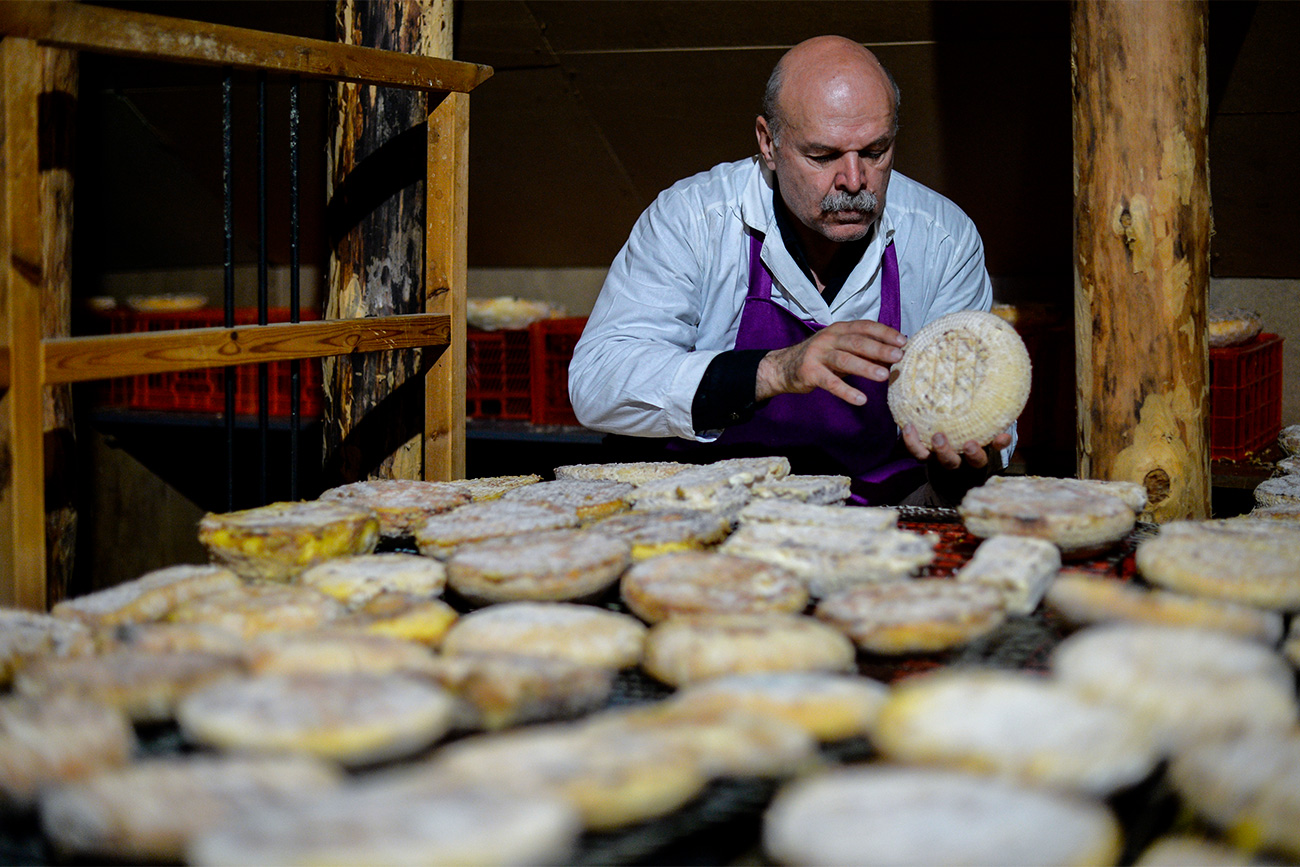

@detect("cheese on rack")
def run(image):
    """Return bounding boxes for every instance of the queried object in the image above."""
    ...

[177,672,457,767]
[620,550,808,624]
[959,475,1143,557]
[763,765,1122,867]
[814,579,1007,655]
[51,564,241,628]
[317,479,470,538]
[445,529,631,604]
[40,754,343,863]
[641,613,855,687]
[198,500,380,582]
[441,602,647,670]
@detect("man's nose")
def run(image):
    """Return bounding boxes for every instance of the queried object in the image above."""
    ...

[837,155,865,192]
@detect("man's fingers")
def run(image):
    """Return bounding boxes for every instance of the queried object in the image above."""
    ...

[758,322,910,404]
[814,373,868,406]
[901,423,931,460]
[828,348,891,383]
[961,440,990,469]
[930,433,963,470]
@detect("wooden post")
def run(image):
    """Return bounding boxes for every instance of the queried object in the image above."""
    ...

[423,91,467,482]
[0,38,49,608]
[1072,0,1211,522]
[323,0,454,486]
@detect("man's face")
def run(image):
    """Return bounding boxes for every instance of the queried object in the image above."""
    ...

[757,81,896,247]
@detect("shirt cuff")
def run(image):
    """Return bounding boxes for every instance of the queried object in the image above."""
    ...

[691,349,769,434]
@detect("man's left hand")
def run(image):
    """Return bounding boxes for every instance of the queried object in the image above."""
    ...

[902,424,1012,471]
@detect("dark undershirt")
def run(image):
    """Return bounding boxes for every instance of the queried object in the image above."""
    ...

[690,186,871,432]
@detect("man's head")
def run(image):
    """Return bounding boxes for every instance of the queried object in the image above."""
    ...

[756,36,900,253]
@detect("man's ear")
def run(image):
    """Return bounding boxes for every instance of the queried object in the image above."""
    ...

[755,115,778,171]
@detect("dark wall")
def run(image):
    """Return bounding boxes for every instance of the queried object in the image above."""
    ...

[77,1,1293,300]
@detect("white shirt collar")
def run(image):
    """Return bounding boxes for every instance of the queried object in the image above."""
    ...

[737,157,897,317]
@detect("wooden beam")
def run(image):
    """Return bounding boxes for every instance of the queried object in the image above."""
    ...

[0,1,492,93]
[1072,0,1211,522]
[38,314,450,386]
[0,37,49,608]
[424,91,469,483]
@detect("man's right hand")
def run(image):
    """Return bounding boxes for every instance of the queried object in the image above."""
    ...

[755,319,907,406]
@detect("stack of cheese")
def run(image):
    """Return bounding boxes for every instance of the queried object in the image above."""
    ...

[9,444,1300,866]
[0,456,891,863]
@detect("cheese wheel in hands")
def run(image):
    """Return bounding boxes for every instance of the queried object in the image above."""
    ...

[887,310,1030,448]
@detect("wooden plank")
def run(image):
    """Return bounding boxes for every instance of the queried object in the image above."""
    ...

[0,37,49,609]
[424,91,469,483]
[0,1,492,93]
[39,314,450,386]
[1072,0,1211,522]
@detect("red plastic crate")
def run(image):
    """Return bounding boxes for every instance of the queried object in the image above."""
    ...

[96,307,323,417]
[1209,332,1283,459]
[466,327,532,420]
[529,317,587,426]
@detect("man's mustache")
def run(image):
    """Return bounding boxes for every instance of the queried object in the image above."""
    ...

[821,190,878,213]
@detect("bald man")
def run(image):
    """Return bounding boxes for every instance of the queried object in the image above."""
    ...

[569,36,1011,506]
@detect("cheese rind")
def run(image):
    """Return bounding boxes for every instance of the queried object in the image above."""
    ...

[441,602,647,670]
[318,480,470,538]
[763,765,1123,867]
[959,475,1139,557]
[872,668,1161,796]
[814,579,1007,654]
[0,694,135,809]
[40,754,343,862]
[177,672,457,767]
[1135,519,1300,610]
[886,310,1031,447]
[720,522,937,597]
[446,529,632,604]
[1051,623,1298,751]
[954,534,1061,614]
[198,501,380,582]
[620,550,808,624]
[641,613,855,687]
[51,565,242,628]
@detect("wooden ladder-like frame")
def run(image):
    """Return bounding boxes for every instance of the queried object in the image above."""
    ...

[0,2,493,608]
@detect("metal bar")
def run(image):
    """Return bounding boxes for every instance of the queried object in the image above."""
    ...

[222,68,235,512]
[289,76,301,501]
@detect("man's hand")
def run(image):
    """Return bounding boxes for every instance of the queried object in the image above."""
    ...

[755,320,906,405]
[902,423,1013,471]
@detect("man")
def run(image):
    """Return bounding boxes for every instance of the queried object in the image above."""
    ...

[569,35,1012,505]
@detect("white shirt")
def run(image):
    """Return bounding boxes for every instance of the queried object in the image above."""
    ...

[569,156,995,442]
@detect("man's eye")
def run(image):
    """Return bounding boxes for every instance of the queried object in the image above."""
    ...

[811,154,838,164]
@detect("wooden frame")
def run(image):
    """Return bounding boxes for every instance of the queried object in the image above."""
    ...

[0,2,491,608]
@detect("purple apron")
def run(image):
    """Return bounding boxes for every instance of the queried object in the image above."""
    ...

[706,233,924,505]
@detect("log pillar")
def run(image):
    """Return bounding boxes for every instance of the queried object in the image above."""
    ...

[324,0,453,485]
[1072,0,1211,522]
